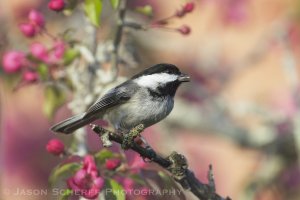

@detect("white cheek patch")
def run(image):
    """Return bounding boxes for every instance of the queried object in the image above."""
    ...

[134,73,178,89]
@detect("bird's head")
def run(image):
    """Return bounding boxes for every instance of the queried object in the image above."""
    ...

[132,63,190,96]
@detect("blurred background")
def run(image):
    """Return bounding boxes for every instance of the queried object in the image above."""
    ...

[1,0,300,199]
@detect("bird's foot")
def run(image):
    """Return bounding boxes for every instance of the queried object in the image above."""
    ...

[166,151,189,188]
[121,124,144,149]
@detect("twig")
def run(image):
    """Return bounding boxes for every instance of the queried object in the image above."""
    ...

[90,124,231,200]
[70,15,99,156]
[110,0,127,79]
[84,20,99,92]
[208,164,216,192]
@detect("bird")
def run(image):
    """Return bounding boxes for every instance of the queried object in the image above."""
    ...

[50,63,190,136]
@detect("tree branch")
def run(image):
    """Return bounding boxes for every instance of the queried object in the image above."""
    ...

[110,0,127,79]
[90,124,231,200]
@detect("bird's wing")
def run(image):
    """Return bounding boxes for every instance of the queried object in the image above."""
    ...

[83,87,131,118]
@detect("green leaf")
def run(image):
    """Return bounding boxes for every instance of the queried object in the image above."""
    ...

[135,5,153,17]
[59,189,73,200]
[43,85,66,119]
[36,63,48,81]
[110,0,119,9]
[84,0,102,26]
[104,179,125,200]
[94,149,114,165]
[49,163,81,186]
[63,48,79,65]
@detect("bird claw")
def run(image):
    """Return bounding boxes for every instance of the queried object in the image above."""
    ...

[121,124,144,149]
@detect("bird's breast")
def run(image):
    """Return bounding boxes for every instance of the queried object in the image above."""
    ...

[105,94,174,132]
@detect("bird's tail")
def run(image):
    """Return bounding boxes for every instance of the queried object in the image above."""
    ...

[50,113,95,134]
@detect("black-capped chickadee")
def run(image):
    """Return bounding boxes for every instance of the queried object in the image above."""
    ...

[51,63,190,134]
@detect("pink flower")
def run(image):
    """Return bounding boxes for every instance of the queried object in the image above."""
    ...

[105,158,121,170]
[83,155,98,175]
[30,42,49,62]
[177,25,191,35]
[19,10,45,38]
[52,41,65,60]
[48,0,65,12]
[183,2,195,13]
[176,2,195,17]
[2,51,26,73]
[23,71,39,82]
[19,23,36,38]
[68,155,104,199]
[122,177,134,192]
[28,10,45,28]
[46,139,65,155]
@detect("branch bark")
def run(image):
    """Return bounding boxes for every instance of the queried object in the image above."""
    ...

[110,0,127,79]
[90,124,231,200]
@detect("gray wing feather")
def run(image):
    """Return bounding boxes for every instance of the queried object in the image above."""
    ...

[50,82,137,134]
[84,87,132,118]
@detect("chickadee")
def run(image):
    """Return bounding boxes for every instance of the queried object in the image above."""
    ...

[51,63,190,135]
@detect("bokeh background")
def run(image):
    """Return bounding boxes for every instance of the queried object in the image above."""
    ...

[1,0,300,199]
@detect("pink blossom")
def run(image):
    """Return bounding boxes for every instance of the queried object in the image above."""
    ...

[48,0,65,12]
[67,155,104,199]
[122,177,134,192]
[83,155,98,175]
[2,51,26,73]
[105,158,121,170]
[19,23,36,38]
[23,71,39,82]
[52,41,65,60]
[176,2,195,17]
[46,139,65,155]
[28,10,45,28]
[19,10,44,38]
[30,42,49,62]
[183,2,195,13]
[177,25,191,35]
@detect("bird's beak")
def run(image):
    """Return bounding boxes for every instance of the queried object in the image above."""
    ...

[178,73,190,82]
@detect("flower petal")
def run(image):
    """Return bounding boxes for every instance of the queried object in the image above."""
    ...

[93,177,104,189]
[73,169,87,185]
